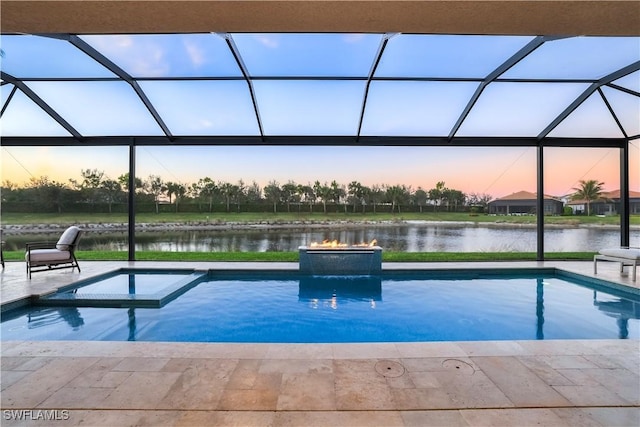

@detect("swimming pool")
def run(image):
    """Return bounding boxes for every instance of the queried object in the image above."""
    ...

[1,269,638,343]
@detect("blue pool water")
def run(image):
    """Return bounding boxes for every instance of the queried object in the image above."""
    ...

[62,269,198,295]
[1,270,638,343]
[38,269,205,308]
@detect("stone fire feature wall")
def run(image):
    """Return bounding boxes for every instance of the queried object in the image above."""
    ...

[298,246,382,275]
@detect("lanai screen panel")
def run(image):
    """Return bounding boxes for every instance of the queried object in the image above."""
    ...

[0,33,638,141]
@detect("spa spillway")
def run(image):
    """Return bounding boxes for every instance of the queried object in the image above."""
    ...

[299,245,382,275]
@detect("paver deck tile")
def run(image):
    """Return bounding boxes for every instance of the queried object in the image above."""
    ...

[276,372,336,410]
[273,410,405,427]
[1,357,100,408]
[1,262,638,425]
[553,407,640,427]
[515,356,575,386]
[334,359,396,410]
[471,356,572,407]
[100,371,182,409]
[158,359,237,410]
[460,408,571,426]
[400,410,469,427]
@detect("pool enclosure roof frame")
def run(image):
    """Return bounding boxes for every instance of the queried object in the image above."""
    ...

[1,33,639,146]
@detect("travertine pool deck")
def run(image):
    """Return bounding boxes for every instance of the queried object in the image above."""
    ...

[1,261,639,426]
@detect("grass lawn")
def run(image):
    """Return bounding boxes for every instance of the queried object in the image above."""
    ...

[2,250,596,262]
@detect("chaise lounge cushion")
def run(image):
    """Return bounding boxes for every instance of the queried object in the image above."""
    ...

[56,226,81,250]
[598,248,640,260]
[26,249,71,264]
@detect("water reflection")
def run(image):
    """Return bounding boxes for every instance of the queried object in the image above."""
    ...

[128,307,136,341]
[7,225,638,253]
[298,276,382,310]
[27,307,84,330]
[536,278,545,340]
[593,291,640,339]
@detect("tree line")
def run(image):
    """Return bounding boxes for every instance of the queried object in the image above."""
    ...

[0,170,613,217]
[1,168,495,214]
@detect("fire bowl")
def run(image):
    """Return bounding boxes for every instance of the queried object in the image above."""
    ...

[298,245,382,275]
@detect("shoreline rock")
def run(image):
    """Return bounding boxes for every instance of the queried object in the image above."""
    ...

[1,219,636,235]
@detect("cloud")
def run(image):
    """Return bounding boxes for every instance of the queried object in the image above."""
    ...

[198,119,214,128]
[132,44,168,77]
[83,35,169,77]
[183,40,205,67]
[342,34,365,44]
[112,35,133,48]
[256,35,279,49]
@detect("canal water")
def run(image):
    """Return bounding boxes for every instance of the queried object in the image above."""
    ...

[7,223,637,252]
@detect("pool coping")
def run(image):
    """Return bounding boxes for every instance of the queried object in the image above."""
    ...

[37,268,207,308]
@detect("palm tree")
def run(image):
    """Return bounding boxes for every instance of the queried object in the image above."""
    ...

[385,184,409,214]
[572,179,605,216]
[428,181,446,212]
[281,181,299,213]
[165,181,180,204]
[442,188,465,212]
[173,183,186,213]
[314,181,332,214]
[329,180,344,206]
[219,181,234,213]
[232,180,246,212]
[197,177,217,212]
[368,184,384,214]
[348,181,363,213]
[300,184,315,213]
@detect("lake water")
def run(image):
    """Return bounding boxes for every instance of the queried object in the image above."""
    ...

[11,223,635,252]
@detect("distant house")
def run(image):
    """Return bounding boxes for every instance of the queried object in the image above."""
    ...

[488,191,564,215]
[566,189,640,215]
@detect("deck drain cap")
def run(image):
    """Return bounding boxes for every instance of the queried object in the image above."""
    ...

[375,360,405,378]
[442,359,475,375]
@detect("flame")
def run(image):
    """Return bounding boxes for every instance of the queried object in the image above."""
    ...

[309,240,347,248]
[309,239,377,248]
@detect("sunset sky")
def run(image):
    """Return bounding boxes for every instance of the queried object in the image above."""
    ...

[2,143,636,199]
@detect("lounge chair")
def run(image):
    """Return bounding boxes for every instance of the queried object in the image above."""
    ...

[594,247,640,282]
[25,226,82,278]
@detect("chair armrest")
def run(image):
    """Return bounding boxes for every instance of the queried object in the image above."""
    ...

[25,242,57,251]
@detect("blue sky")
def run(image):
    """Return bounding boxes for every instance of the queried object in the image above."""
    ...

[2,33,638,138]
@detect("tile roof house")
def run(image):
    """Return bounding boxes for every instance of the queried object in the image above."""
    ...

[488,191,564,215]
[566,189,640,215]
